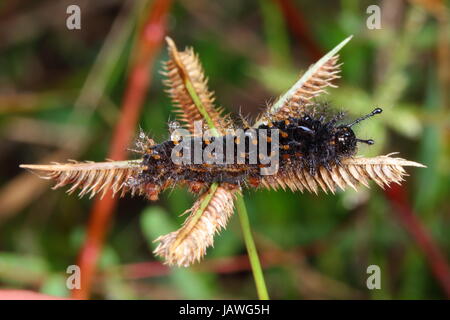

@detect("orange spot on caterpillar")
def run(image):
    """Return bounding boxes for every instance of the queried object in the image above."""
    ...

[248,177,260,188]
[188,181,204,193]
[145,183,160,201]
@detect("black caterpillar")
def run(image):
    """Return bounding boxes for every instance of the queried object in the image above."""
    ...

[132,106,382,200]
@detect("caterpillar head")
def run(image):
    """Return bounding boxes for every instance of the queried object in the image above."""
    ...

[334,107,383,156]
[334,126,358,156]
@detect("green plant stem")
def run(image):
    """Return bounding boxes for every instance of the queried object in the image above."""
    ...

[235,194,269,300]
[185,81,219,136]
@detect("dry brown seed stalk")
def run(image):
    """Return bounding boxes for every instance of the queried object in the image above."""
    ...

[264,55,341,123]
[260,155,426,194]
[163,37,232,134]
[154,185,237,267]
[19,160,143,199]
[254,36,354,127]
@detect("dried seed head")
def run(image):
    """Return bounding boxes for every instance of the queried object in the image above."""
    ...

[260,154,425,194]
[153,186,237,267]
[164,37,232,134]
[19,160,144,199]
[254,38,353,127]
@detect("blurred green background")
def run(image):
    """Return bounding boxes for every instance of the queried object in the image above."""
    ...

[0,0,449,299]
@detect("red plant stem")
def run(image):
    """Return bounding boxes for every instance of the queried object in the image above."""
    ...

[71,0,172,299]
[272,0,323,62]
[385,184,450,298]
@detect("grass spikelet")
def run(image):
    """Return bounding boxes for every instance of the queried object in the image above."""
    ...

[153,185,237,266]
